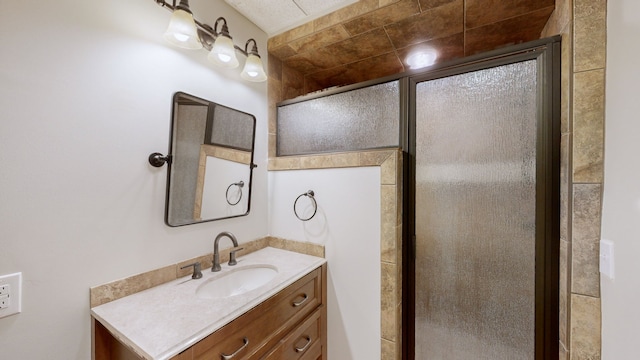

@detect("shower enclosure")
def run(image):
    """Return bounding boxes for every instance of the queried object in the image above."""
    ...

[407,38,560,359]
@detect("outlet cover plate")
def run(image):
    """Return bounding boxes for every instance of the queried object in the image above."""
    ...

[600,239,615,279]
[0,272,22,318]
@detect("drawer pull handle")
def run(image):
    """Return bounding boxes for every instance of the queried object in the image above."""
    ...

[292,294,308,307]
[294,336,312,353]
[221,337,249,360]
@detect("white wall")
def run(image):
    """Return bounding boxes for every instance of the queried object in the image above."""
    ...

[0,0,268,358]
[269,167,382,360]
[201,157,251,218]
[601,1,640,358]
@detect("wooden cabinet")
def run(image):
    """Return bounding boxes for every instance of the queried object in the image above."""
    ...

[262,308,323,360]
[94,264,326,360]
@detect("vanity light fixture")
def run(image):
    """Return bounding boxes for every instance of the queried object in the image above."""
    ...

[155,0,267,82]
[162,0,202,49]
[207,18,239,69]
[240,39,268,82]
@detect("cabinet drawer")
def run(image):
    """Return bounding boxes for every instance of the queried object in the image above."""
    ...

[263,307,323,360]
[193,267,322,360]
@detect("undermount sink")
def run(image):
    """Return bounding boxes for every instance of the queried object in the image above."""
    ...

[195,265,278,299]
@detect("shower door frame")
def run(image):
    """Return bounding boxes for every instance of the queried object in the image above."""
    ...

[403,37,561,360]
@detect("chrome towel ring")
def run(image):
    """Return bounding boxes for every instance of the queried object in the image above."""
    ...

[294,190,317,221]
[225,181,244,206]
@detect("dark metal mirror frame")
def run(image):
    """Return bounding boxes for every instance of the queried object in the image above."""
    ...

[162,91,257,227]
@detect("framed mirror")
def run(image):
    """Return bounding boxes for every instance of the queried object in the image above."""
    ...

[163,92,256,226]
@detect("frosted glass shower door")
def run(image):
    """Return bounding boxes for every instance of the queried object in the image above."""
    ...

[413,60,539,359]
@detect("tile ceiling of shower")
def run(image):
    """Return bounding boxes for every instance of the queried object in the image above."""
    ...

[224,0,358,36]
[265,0,556,94]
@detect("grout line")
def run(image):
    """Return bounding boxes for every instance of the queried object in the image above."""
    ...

[463,0,466,56]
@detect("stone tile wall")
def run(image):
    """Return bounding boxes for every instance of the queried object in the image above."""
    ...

[542,0,606,359]
[268,0,554,95]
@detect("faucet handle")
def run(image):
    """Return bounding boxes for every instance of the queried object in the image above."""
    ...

[180,262,203,279]
[228,247,244,266]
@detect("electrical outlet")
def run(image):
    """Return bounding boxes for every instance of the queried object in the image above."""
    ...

[0,272,22,318]
[0,284,9,297]
[0,295,9,309]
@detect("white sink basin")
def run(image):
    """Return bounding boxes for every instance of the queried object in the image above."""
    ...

[196,265,278,299]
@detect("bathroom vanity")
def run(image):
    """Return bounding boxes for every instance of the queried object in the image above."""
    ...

[91,247,326,360]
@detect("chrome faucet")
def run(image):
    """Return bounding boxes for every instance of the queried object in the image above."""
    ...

[212,231,241,272]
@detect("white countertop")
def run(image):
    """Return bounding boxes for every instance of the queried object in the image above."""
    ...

[91,247,326,360]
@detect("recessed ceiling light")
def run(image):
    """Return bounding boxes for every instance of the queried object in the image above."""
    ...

[405,49,438,70]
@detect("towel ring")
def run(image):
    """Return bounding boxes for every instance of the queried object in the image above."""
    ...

[294,190,317,221]
[225,181,244,206]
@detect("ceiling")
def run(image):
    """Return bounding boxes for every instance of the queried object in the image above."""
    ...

[261,0,556,95]
[225,0,358,36]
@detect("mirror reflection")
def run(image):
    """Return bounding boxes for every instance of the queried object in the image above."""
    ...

[166,92,256,226]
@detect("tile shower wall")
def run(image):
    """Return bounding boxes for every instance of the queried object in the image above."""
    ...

[542,0,607,358]
[269,2,607,360]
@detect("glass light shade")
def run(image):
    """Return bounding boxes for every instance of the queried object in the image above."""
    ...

[240,54,267,82]
[163,9,202,50]
[208,36,239,68]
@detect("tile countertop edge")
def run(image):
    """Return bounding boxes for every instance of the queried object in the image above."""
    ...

[91,247,326,360]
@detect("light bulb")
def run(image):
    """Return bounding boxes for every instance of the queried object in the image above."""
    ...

[173,33,189,42]
[240,54,267,82]
[163,9,202,50]
[208,35,239,69]
[405,49,438,69]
